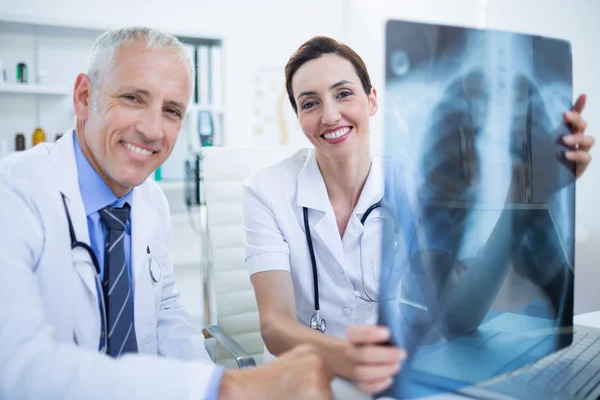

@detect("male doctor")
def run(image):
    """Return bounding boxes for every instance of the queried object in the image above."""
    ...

[0,26,379,399]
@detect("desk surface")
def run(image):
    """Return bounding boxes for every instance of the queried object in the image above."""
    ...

[575,311,600,329]
[334,311,600,400]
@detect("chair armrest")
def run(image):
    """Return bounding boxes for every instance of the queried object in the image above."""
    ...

[202,325,257,369]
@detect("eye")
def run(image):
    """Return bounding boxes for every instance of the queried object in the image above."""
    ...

[302,101,318,110]
[165,108,182,118]
[122,94,139,103]
[337,90,353,99]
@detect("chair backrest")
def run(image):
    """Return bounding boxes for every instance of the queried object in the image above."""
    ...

[201,146,302,367]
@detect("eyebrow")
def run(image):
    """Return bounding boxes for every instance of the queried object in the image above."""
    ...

[297,80,354,100]
[127,88,151,97]
[164,100,186,112]
[125,89,186,111]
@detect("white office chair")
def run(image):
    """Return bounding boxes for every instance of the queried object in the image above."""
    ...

[200,146,301,368]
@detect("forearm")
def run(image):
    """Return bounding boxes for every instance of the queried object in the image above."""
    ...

[261,313,350,376]
[0,328,216,399]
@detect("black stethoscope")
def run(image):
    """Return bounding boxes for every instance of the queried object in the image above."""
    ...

[60,193,162,352]
[303,200,398,333]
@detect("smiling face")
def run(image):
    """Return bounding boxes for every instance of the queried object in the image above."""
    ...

[73,42,192,197]
[291,53,378,162]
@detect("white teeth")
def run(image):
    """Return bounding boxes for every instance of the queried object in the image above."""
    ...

[124,142,153,156]
[322,127,350,139]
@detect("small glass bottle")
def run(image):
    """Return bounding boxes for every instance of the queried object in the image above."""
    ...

[15,132,25,151]
[32,127,46,146]
[16,62,28,83]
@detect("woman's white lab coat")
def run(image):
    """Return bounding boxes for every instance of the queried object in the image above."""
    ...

[243,148,418,339]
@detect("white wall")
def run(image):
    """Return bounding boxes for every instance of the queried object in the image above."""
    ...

[2,0,598,314]
[0,0,345,147]
[344,0,600,313]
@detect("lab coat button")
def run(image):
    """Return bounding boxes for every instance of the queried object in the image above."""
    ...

[343,307,352,315]
[337,268,345,275]
[353,290,361,298]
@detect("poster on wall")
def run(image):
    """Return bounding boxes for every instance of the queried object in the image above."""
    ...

[251,67,307,147]
[377,19,577,399]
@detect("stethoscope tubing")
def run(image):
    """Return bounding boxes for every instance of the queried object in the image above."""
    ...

[303,200,398,332]
[61,193,108,353]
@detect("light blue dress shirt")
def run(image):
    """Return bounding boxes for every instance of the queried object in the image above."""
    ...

[73,134,224,399]
[73,135,133,282]
[73,134,133,353]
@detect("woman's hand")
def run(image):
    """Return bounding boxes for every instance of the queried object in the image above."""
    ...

[563,94,595,178]
[341,325,406,394]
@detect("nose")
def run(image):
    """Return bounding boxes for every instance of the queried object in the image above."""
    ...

[136,108,164,142]
[320,100,341,126]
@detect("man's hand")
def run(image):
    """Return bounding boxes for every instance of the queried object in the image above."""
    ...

[345,325,406,394]
[218,344,333,400]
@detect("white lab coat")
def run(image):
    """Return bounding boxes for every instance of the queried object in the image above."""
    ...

[243,148,412,339]
[0,130,215,399]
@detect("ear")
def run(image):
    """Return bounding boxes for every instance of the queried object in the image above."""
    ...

[368,88,378,117]
[73,73,93,121]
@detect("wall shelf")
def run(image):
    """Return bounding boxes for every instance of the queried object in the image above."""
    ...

[0,83,70,95]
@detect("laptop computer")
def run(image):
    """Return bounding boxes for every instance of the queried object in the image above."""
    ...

[378,19,600,400]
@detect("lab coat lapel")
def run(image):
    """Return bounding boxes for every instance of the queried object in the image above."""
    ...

[130,187,155,287]
[50,129,97,296]
[355,151,384,216]
[343,152,385,247]
[296,149,345,268]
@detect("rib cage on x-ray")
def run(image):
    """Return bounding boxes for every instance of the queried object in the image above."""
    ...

[421,33,561,201]
[384,26,575,264]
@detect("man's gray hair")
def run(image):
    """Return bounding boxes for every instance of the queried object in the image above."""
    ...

[87,27,195,103]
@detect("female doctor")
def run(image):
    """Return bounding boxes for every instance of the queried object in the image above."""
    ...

[242,36,594,394]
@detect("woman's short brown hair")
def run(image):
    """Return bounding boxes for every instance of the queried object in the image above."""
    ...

[284,36,373,114]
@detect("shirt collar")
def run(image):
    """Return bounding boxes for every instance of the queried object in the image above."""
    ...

[296,148,330,212]
[296,147,384,215]
[354,150,384,216]
[73,132,134,216]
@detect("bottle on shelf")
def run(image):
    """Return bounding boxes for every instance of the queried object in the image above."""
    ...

[16,62,28,83]
[154,166,162,181]
[15,133,25,151]
[32,127,46,146]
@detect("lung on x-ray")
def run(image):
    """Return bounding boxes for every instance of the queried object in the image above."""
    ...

[378,19,576,398]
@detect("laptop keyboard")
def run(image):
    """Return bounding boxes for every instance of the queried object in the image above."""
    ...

[498,332,600,397]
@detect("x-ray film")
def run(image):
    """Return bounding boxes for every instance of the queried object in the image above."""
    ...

[378,19,576,399]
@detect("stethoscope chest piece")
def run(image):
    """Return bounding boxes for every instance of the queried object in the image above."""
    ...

[149,257,162,283]
[311,313,326,333]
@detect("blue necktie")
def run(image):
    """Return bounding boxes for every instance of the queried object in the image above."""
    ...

[100,204,138,357]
